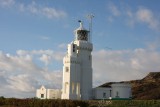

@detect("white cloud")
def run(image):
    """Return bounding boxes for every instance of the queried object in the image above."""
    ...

[40,54,51,66]
[0,0,67,19]
[107,3,160,31]
[126,9,135,27]
[0,0,15,7]
[146,39,160,51]
[136,7,160,31]
[126,10,133,18]
[18,3,25,12]
[42,70,62,89]
[40,36,50,40]
[0,51,40,72]
[27,1,38,14]
[7,74,37,92]
[108,3,121,17]
[125,7,160,31]
[41,7,67,19]
[16,49,64,62]
[58,43,67,49]
[24,1,67,19]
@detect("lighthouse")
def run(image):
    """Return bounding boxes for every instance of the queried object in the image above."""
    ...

[61,21,93,100]
[36,18,132,100]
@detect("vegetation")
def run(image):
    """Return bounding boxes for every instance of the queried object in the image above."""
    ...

[0,97,160,107]
[89,100,160,107]
[0,97,88,107]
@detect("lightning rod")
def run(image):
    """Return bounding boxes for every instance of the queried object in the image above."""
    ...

[87,14,94,43]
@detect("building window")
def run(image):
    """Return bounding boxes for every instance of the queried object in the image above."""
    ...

[103,92,106,98]
[110,90,112,97]
[116,91,119,98]
[41,94,44,98]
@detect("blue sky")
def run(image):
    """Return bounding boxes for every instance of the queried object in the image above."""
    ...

[0,0,160,98]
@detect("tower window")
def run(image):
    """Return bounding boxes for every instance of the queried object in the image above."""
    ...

[73,44,75,52]
[72,82,75,94]
[89,55,91,60]
[65,82,68,93]
[76,83,80,95]
[65,67,69,72]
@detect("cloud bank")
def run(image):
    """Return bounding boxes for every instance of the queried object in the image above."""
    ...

[92,48,160,87]
[0,50,63,98]
[0,47,160,97]
[0,0,15,7]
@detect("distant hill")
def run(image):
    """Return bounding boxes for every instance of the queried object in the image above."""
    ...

[99,72,160,100]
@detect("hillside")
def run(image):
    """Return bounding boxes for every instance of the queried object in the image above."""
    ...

[99,72,160,100]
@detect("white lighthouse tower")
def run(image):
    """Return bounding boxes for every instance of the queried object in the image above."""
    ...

[61,21,93,100]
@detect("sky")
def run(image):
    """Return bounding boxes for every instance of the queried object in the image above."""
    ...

[0,0,160,98]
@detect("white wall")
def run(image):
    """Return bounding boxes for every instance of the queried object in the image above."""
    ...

[93,87,112,99]
[61,42,81,100]
[47,89,62,99]
[75,40,93,100]
[111,83,132,99]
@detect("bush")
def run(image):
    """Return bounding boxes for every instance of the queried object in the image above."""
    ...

[0,98,160,107]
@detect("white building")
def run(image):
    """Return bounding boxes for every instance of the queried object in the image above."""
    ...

[36,85,61,99]
[36,86,47,99]
[93,83,132,100]
[61,22,93,100]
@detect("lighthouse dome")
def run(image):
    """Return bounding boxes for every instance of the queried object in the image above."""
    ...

[74,21,89,41]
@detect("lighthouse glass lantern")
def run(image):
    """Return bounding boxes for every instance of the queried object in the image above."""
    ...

[75,21,89,41]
